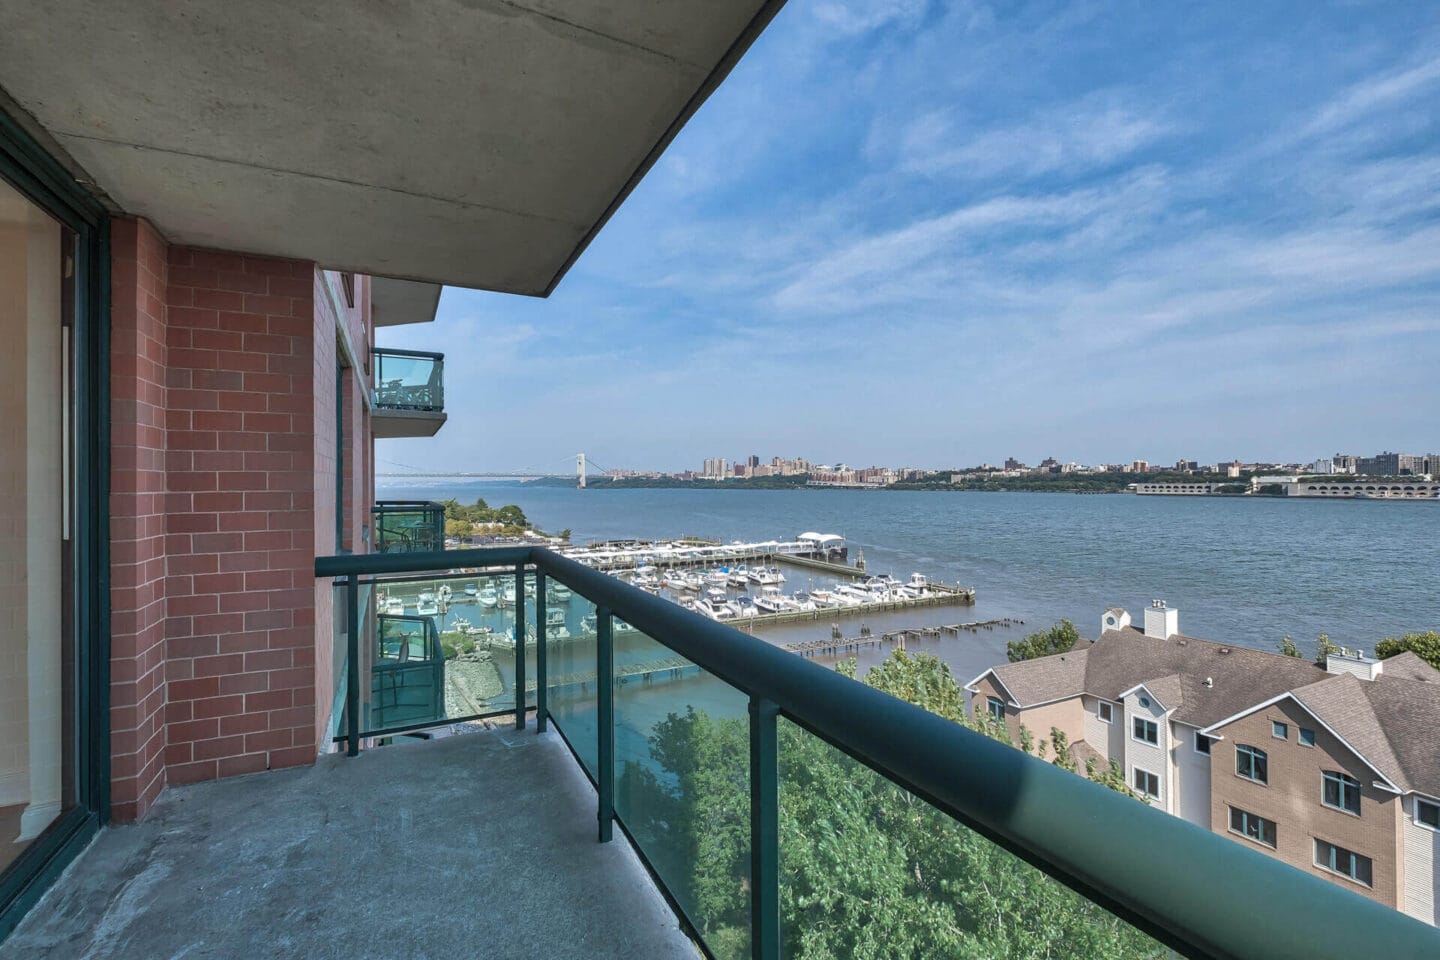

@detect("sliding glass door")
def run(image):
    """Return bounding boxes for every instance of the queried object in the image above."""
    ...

[0,115,106,938]
[0,173,76,874]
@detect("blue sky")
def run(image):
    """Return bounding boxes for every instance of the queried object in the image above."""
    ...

[380,1,1440,474]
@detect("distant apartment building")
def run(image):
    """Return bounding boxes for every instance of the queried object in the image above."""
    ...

[1360,452,1426,476]
[1132,459,1151,473]
[1334,454,1360,473]
[965,603,1440,925]
[1225,460,1244,478]
[1004,457,1025,471]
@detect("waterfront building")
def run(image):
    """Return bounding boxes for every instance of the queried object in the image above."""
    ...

[964,604,1440,925]
[1133,482,1222,496]
[1226,460,1244,477]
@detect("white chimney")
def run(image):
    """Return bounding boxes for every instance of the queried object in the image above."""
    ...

[1143,600,1179,639]
[1325,647,1384,681]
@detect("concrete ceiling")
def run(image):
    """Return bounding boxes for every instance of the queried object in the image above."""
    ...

[0,0,783,296]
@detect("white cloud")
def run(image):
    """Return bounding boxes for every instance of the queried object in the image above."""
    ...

[886,93,1175,181]
[1297,55,1440,139]
[810,0,929,36]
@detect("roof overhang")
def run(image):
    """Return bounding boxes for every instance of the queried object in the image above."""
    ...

[0,0,785,296]
[372,279,442,328]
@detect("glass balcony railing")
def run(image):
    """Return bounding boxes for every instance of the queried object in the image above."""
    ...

[372,500,446,553]
[372,347,444,412]
[315,546,1440,960]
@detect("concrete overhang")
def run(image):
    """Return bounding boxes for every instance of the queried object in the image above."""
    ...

[372,410,448,440]
[372,278,442,328]
[0,0,785,296]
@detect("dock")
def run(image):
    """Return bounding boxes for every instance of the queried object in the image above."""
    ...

[782,619,1022,658]
[523,656,700,695]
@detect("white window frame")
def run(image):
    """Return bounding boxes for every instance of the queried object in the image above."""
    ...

[1132,766,1160,799]
[1132,716,1158,745]
[1271,720,1288,740]
[1194,730,1212,755]
[1415,797,1440,832]
[1098,701,1113,724]
[1298,727,1316,747]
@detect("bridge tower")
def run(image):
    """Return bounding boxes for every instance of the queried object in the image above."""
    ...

[576,452,586,489]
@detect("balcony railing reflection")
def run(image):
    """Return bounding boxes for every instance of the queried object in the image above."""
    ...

[372,348,444,412]
[372,500,445,554]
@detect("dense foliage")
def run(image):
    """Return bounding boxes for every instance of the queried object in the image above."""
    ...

[617,651,1163,959]
[1375,631,1440,670]
[1007,619,1081,662]
[440,496,530,537]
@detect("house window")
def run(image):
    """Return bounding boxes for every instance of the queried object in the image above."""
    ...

[1417,798,1440,830]
[1228,806,1277,848]
[1098,701,1113,723]
[1314,839,1372,887]
[1236,745,1268,784]
[1195,731,1212,755]
[1132,717,1158,745]
[1271,721,1288,740]
[986,696,1005,722]
[1298,728,1315,747]
[1322,771,1361,815]
[1133,768,1160,799]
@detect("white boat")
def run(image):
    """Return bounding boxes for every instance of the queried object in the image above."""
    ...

[437,583,452,603]
[753,566,786,586]
[501,583,516,606]
[695,598,732,620]
[906,573,929,592]
[382,596,405,616]
[834,585,869,605]
[731,595,756,617]
[581,612,598,633]
[727,567,751,588]
[790,592,818,613]
[809,589,840,608]
[416,592,439,616]
[464,582,478,597]
[450,617,472,632]
[551,582,573,602]
[703,570,730,587]
[478,585,498,608]
[754,586,790,614]
[704,587,729,604]
[546,608,567,627]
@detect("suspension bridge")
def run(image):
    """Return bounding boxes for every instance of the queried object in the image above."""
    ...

[376,453,606,488]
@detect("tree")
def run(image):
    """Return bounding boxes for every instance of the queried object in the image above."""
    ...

[1314,632,1340,665]
[1007,619,1081,663]
[1374,631,1440,670]
[623,650,1164,959]
[444,518,472,538]
[1277,635,1302,658]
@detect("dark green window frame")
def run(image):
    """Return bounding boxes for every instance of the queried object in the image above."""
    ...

[986,696,1005,721]
[1314,839,1372,887]
[1322,771,1361,815]
[1228,807,1276,848]
[0,107,111,940]
[1236,744,1268,784]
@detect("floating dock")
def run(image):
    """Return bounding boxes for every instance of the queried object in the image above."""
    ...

[783,619,1023,658]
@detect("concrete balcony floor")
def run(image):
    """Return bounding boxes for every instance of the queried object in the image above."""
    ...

[3,727,697,960]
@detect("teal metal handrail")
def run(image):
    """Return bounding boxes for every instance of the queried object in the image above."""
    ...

[372,347,444,411]
[372,500,445,553]
[315,546,1440,960]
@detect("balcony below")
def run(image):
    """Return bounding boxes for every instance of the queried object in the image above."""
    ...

[372,347,446,438]
[373,500,447,553]
[0,728,695,960]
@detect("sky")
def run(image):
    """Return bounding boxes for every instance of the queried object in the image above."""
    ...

[379,1,1440,474]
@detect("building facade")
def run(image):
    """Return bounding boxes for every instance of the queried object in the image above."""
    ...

[965,606,1440,924]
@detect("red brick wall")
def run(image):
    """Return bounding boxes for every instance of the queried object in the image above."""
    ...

[109,218,170,822]
[160,249,319,785]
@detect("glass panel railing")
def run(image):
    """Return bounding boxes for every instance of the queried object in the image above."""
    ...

[349,571,517,736]
[328,579,372,745]
[777,717,1171,959]
[372,500,445,553]
[373,348,444,411]
[545,588,600,778]
[613,627,751,959]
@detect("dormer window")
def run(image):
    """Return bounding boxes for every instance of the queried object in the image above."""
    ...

[1132,717,1158,745]
[1098,701,1113,723]
[1236,745,1268,784]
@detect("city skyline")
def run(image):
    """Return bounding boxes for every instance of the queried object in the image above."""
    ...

[378,3,1440,472]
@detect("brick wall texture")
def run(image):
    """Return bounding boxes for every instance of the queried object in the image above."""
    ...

[108,217,365,820]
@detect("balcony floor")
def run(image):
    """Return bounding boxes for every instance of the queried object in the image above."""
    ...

[3,727,697,959]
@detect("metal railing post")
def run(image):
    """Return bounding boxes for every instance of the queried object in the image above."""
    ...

[535,569,548,733]
[345,574,361,757]
[597,606,614,843]
[514,564,526,730]
[749,697,779,960]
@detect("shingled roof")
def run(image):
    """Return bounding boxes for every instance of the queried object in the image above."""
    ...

[975,624,1440,798]
[983,626,1328,728]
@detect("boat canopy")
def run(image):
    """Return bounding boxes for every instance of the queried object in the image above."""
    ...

[798,532,845,544]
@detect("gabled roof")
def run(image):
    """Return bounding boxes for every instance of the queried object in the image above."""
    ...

[978,624,1440,798]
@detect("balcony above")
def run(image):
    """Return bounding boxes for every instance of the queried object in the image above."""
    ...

[372,278,441,328]
[372,500,446,554]
[0,729,695,960]
[372,348,446,439]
